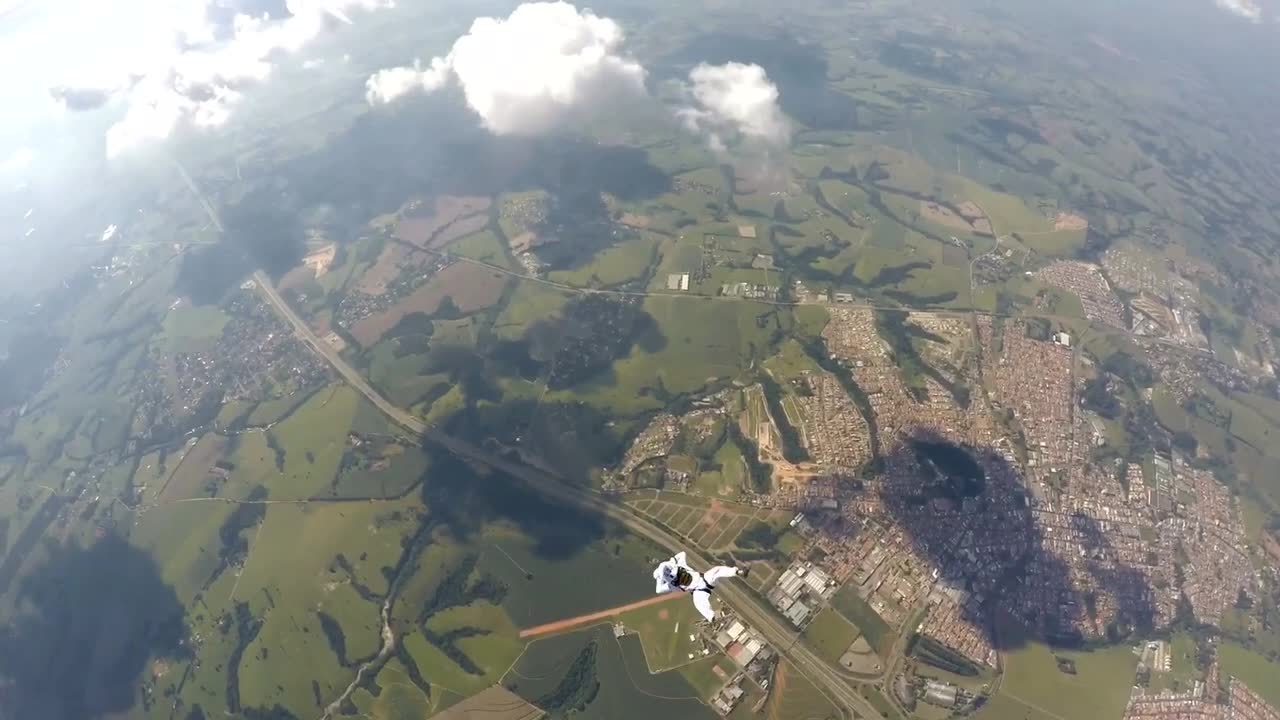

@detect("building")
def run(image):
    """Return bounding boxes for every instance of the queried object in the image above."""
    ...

[1053,331,1072,347]
[924,681,958,708]
[667,273,691,291]
[784,599,812,625]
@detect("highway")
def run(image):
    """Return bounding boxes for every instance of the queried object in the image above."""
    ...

[250,271,879,719]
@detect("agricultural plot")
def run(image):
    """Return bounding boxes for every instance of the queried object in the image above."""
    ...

[350,262,508,347]
[625,494,765,556]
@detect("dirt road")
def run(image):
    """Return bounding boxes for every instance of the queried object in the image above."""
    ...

[518,593,682,638]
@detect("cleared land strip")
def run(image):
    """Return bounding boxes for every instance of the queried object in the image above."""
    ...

[518,592,682,638]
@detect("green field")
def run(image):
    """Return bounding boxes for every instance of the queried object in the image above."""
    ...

[802,607,862,665]
[349,658,435,719]
[1219,642,1280,709]
[678,654,737,699]
[831,586,895,657]
[507,626,715,720]
[263,384,361,498]
[451,230,516,270]
[473,524,662,629]
[617,594,706,671]
[548,234,660,288]
[982,617,1138,720]
[243,387,316,427]
[1149,633,1202,694]
[161,304,229,352]
[559,297,789,416]
[766,660,841,720]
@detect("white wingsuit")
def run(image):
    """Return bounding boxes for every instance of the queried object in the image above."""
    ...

[652,551,743,622]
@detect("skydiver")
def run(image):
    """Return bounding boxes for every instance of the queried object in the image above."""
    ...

[653,551,749,624]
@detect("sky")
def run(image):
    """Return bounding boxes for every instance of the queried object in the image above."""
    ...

[0,0,1272,178]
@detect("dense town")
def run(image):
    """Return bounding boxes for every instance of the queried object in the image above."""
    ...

[606,283,1265,710]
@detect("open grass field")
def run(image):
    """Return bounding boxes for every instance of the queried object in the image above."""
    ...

[1219,642,1280,710]
[548,234,660,289]
[1148,632,1202,694]
[507,625,715,720]
[265,385,361,498]
[802,607,862,666]
[616,592,706,671]
[363,338,441,403]
[161,303,229,352]
[491,281,572,340]
[451,230,516,270]
[424,603,525,690]
[766,660,841,720]
[830,585,895,657]
[154,433,229,502]
[130,490,238,604]
[474,524,662,630]
[677,653,735,699]
[243,388,317,427]
[561,297,787,416]
[989,616,1137,720]
[223,496,426,715]
[349,658,434,719]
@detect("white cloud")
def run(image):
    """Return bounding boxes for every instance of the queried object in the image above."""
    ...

[678,62,790,153]
[1214,0,1263,21]
[365,58,450,104]
[365,1,649,135]
[0,146,36,174]
[49,0,395,157]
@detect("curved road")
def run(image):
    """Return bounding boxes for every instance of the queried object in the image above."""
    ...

[251,271,877,719]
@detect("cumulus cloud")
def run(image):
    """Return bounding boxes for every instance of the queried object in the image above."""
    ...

[1214,0,1263,21]
[49,0,394,157]
[50,86,116,112]
[365,58,450,104]
[365,1,649,135]
[678,62,790,155]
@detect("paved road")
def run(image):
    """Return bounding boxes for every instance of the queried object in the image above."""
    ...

[250,271,875,719]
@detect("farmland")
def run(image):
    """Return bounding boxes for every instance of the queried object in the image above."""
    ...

[350,262,508,346]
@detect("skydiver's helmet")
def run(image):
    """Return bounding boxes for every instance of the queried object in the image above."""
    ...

[675,567,694,589]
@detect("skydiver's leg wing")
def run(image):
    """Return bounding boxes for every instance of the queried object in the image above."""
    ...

[692,589,715,622]
[703,565,740,584]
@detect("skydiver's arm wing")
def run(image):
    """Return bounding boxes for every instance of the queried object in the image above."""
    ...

[673,551,688,567]
[692,590,715,622]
